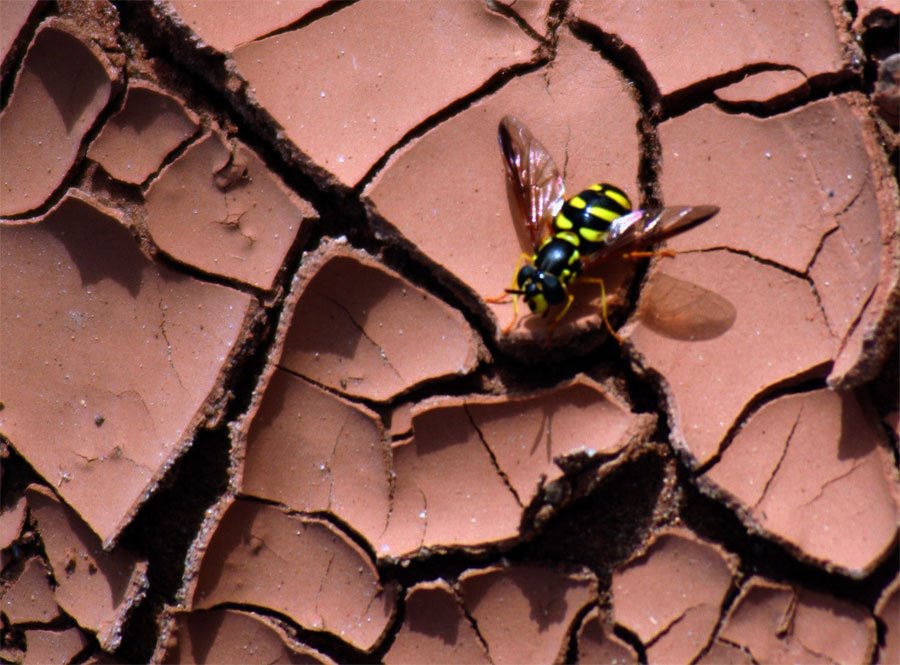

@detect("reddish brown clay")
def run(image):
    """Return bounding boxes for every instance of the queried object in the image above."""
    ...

[88,83,199,185]
[459,564,597,664]
[232,1,537,187]
[157,607,334,664]
[714,577,875,663]
[277,240,481,402]
[611,528,736,663]
[145,131,317,290]
[25,485,148,651]
[191,498,396,652]
[0,20,117,216]
[384,581,490,664]
[704,389,899,575]
[0,192,255,545]
[1,557,60,625]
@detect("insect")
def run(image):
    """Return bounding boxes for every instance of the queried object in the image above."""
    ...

[492,115,720,339]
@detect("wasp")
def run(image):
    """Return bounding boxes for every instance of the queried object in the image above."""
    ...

[490,115,721,339]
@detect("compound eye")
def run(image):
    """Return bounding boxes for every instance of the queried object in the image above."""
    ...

[517,265,537,288]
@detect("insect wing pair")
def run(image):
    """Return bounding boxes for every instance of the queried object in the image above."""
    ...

[497,115,733,339]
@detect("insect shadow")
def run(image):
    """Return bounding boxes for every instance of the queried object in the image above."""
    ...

[633,270,737,342]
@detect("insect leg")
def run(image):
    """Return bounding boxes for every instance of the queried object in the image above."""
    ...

[621,248,677,261]
[579,276,623,342]
[486,252,532,304]
[545,292,574,342]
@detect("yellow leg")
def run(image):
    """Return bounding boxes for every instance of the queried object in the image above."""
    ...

[621,248,676,261]
[486,253,532,336]
[546,293,575,343]
[579,276,622,343]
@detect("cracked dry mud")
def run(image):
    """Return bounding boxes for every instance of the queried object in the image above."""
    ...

[0,1,897,664]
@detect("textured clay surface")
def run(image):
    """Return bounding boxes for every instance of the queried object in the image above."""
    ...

[1,2,896,663]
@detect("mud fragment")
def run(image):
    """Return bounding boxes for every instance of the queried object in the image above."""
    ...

[384,580,489,664]
[0,0,40,70]
[145,131,317,290]
[0,20,117,217]
[463,375,654,502]
[459,564,597,664]
[0,192,256,545]
[379,398,521,557]
[1,557,59,625]
[576,607,639,664]
[20,627,88,665]
[25,485,147,652]
[657,95,898,389]
[239,368,391,550]
[156,607,335,664]
[276,240,480,402]
[575,0,851,102]
[231,1,538,187]
[714,576,876,663]
[703,389,898,575]
[87,83,199,185]
[0,496,27,553]
[191,498,396,652]
[611,528,735,664]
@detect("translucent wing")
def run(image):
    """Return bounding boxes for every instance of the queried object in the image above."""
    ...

[600,205,719,258]
[498,115,565,249]
[637,272,737,341]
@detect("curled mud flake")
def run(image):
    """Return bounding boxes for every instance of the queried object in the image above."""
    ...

[876,577,900,665]
[192,499,396,652]
[575,0,847,101]
[145,132,316,291]
[388,402,415,440]
[622,250,834,467]
[164,0,325,54]
[239,368,391,550]
[716,577,875,664]
[714,69,811,110]
[459,564,597,665]
[365,29,640,339]
[384,580,490,664]
[0,192,253,545]
[611,528,735,664]
[377,400,521,557]
[278,243,479,403]
[25,485,148,652]
[464,375,654,504]
[0,0,39,65]
[576,607,639,664]
[1,557,60,625]
[20,627,89,665]
[704,389,899,575]
[156,608,335,665]
[87,83,199,185]
[0,20,116,217]
[0,496,27,551]
[231,1,537,187]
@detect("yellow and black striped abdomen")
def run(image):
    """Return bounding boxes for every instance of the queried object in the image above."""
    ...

[553,183,632,252]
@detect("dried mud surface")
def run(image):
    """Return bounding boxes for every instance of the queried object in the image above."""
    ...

[1,1,898,663]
